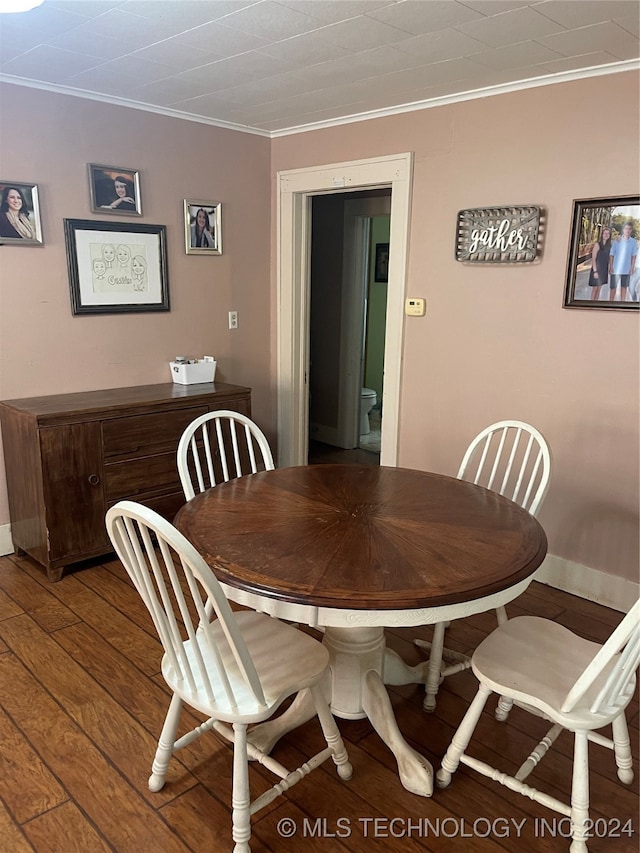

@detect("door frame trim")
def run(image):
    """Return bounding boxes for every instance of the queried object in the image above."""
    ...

[337,209,370,450]
[277,152,413,467]
[339,196,391,450]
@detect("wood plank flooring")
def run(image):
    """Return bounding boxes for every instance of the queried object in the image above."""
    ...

[0,551,637,852]
[308,440,380,466]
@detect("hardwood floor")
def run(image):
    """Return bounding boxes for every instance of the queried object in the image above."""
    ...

[308,440,380,466]
[0,551,637,852]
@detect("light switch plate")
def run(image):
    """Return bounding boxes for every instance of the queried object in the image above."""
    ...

[405,297,426,316]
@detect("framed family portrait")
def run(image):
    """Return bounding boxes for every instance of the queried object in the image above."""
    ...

[184,199,222,255]
[88,164,142,215]
[64,219,169,315]
[564,195,639,311]
[374,242,389,282]
[0,180,43,245]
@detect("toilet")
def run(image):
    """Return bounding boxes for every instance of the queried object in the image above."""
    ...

[360,388,377,435]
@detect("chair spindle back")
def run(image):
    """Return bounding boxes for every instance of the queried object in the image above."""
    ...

[457,420,551,516]
[178,410,275,500]
[562,599,640,717]
[106,501,266,711]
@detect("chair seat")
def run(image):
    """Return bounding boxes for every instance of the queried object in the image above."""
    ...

[472,616,634,728]
[438,603,638,853]
[163,610,330,723]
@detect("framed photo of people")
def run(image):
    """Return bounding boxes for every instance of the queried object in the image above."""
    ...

[564,195,639,311]
[184,199,222,255]
[0,180,43,245]
[64,219,169,315]
[88,164,142,215]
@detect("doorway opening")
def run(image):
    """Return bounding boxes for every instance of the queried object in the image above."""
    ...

[276,152,413,470]
[307,190,391,466]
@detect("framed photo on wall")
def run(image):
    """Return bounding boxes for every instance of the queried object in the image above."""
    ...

[0,180,43,245]
[88,164,142,215]
[374,242,389,282]
[564,195,639,311]
[64,219,169,315]
[184,199,222,255]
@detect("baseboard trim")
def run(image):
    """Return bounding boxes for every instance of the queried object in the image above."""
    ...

[535,554,638,613]
[0,523,635,612]
[0,523,13,557]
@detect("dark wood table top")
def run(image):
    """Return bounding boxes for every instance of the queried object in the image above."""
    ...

[175,464,547,611]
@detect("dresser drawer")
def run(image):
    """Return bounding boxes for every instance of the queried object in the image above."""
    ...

[108,490,185,522]
[103,405,208,460]
[104,452,181,500]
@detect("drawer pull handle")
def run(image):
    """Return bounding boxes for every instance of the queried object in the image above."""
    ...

[88,474,100,486]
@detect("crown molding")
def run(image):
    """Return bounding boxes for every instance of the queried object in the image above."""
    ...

[0,74,271,137]
[270,59,640,137]
[1,59,638,139]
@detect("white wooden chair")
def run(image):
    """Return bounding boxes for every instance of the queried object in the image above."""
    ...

[105,500,352,853]
[416,420,552,710]
[177,410,275,501]
[437,602,639,852]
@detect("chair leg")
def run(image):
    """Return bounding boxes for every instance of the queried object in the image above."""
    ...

[495,695,514,721]
[310,685,353,780]
[491,607,514,718]
[436,685,492,788]
[569,731,590,853]
[149,693,183,792]
[612,713,634,784]
[423,621,446,712]
[515,724,563,781]
[231,723,252,853]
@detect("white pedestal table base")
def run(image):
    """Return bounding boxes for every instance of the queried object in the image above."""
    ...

[247,625,433,797]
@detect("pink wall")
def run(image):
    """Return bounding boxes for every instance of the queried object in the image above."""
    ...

[1,74,638,583]
[271,72,640,582]
[0,84,272,524]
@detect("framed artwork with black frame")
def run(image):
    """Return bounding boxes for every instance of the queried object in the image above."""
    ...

[564,195,639,311]
[374,242,389,282]
[64,219,169,315]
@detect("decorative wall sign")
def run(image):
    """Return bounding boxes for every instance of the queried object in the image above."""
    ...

[455,205,542,263]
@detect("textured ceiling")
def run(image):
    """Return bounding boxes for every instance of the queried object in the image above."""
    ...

[0,0,638,135]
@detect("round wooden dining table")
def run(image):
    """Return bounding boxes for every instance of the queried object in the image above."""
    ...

[174,464,547,797]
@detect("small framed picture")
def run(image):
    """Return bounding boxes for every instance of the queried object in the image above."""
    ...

[88,164,141,215]
[564,195,639,311]
[0,180,43,245]
[375,242,389,282]
[64,219,169,315]
[184,199,222,255]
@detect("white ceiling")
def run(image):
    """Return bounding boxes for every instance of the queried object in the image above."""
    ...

[1,0,638,136]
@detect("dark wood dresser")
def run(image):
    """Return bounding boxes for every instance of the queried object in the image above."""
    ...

[0,381,251,581]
